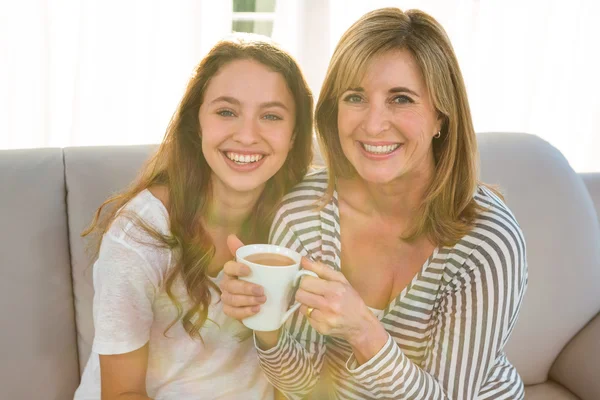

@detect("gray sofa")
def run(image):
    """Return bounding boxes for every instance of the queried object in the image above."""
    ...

[1,132,599,399]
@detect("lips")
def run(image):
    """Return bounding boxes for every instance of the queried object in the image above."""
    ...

[360,143,401,155]
[358,141,403,156]
[223,151,265,164]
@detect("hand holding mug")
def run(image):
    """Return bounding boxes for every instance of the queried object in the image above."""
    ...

[221,235,317,331]
[220,235,267,321]
[295,258,387,353]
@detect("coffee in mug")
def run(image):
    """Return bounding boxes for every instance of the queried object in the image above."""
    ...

[236,244,317,331]
[243,253,295,266]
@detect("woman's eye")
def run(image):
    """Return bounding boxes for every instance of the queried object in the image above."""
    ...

[392,95,413,104]
[263,114,282,121]
[343,94,363,104]
[217,110,235,117]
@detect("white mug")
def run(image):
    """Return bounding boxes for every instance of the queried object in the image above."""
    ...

[236,244,317,331]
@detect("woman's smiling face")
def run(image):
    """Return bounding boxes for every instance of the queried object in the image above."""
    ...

[199,58,296,195]
[337,49,441,185]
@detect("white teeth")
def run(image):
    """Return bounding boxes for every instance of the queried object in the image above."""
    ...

[362,143,400,154]
[225,152,264,164]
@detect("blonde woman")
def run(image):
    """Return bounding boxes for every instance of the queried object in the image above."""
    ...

[74,35,313,400]
[222,9,527,400]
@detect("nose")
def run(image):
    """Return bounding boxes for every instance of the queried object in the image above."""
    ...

[232,115,260,145]
[362,103,391,136]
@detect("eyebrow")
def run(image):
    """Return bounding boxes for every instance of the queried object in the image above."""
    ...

[347,86,420,97]
[210,96,289,111]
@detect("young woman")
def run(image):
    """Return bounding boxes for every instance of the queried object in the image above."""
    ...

[222,9,528,400]
[74,35,313,400]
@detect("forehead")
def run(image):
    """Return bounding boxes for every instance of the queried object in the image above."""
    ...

[364,49,422,84]
[205,59,293,102]
[334,48,425,95]
[353,49,425,93]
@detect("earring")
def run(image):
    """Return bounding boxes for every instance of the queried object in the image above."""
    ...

[434,130,441,139]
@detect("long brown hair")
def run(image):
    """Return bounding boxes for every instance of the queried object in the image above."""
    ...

[83,36,313,338]
[316,8,492,246]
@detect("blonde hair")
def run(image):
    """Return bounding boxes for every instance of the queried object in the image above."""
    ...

[84,36,313,339]
[315,7,492,246]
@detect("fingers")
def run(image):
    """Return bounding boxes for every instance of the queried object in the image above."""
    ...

[222,278,264,297]
[301,257,347,283]
[298,275,329,295]
[223,304,260,320]
[220,273,266,322]
[220,236,263,322]
[221,290,266,307]
[298,305,329,336]
[226,234,245,256]
[299,304,320,320]
[295,286,326,309]
[299,305,328,336]
[223,260,251,279]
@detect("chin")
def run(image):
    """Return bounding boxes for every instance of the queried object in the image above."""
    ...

[224,178,267,194]
[361,175,398,185]
[355,166,403,185]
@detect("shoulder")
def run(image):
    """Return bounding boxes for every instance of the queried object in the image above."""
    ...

[471,185,526,253]
[148,184,169,209]
[107,188,170,240]
[281,168,329,204]
[100,189,172,278]
[449,185,527,286]
[269,169,330,242]
[274,169,329,220]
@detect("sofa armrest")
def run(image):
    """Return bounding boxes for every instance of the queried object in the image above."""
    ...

[581,172,600,224]
[550,312,600,400]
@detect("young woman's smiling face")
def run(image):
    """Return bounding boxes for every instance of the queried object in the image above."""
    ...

[337,49,441,185]
[199,58,296,195]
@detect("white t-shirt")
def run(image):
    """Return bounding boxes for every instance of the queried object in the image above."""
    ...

[74,190,273,400]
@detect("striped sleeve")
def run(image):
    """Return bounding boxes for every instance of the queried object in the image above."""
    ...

[344,207,527,399]
[254,198,328,399]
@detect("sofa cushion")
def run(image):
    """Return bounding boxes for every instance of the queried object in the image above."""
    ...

[550,312,600,400]
[0,148,79,398]
[478,133,600,384]
[64,145,157,372]
[525,381,580,400]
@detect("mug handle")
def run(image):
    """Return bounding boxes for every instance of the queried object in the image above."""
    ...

[280,270,318,325]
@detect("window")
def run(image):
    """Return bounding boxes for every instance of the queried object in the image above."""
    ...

[232,0,276,37]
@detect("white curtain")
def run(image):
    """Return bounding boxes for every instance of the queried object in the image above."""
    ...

[1,0,599,172]
[0,0,232,149]
[273,0,600,172]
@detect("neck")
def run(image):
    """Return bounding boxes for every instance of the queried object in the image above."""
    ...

[205,178,264,232]
[341,161,435,224]
[367,173,431,220]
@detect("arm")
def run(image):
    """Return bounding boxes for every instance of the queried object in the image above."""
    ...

[93,232,162,400]
[100,343,152,400]
[342,238,527,399]
[253,213,328,399]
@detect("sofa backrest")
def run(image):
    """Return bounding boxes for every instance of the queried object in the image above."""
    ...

[0,148,79,399]
[478,133,600,384]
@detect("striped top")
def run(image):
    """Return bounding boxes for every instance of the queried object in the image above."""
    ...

[256,170,527,400]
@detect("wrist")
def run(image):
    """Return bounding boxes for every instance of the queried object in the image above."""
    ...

[347,314,388,365]
[254,329,281,350]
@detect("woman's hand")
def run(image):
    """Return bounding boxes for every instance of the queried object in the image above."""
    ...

[220,235,266,321]
[220,235,280,348]
[296,258,389,364]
